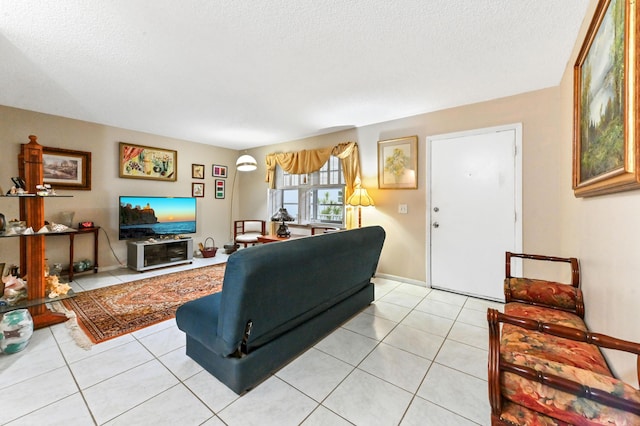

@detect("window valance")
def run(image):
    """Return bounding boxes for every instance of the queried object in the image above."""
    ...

[265,142,362,200]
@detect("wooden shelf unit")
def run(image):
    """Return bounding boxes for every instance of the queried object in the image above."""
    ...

[17,135,69,328]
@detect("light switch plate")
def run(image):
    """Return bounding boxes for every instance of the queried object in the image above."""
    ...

[398,204,408,214]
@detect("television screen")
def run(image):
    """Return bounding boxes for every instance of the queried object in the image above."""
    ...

[119,196,197,240]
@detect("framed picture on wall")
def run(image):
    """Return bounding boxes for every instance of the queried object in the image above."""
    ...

[119,142,177,181]
[215,179,225,199]
[192,182,205,197]
[572,0,639,197]
[43,146,92,190]
[212,164,227,178]
[192,164,205,179]
[377,136,418,189]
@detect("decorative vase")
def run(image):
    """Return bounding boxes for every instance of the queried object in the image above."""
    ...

[0,309,34,354]
[59,211,75,228]
[51,263,63,277]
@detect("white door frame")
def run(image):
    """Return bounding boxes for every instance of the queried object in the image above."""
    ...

[426,123,523,292]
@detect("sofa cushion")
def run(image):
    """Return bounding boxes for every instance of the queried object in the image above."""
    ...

[235,233,261,243]
[504,303,587,330]
[502,303,609,375]
[505,278,579,312]
[501,352,640,425]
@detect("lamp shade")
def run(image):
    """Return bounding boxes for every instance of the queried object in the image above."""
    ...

[346,187,374,207]
[236,154,258,172]
[270,207,295,222]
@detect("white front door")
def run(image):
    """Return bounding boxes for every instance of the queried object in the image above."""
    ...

[428,124,522,301]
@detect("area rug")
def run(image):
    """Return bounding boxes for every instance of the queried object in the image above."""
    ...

[62,263,226,345]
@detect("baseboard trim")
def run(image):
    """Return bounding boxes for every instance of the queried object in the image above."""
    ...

[374,273,426,288]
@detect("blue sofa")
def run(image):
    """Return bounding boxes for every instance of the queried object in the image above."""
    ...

[176,226,385,394]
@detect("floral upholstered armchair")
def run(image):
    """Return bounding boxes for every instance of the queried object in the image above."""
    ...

[489,252,640,425]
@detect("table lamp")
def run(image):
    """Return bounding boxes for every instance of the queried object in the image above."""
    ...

[346,187,374,228]
[271,207,295,237]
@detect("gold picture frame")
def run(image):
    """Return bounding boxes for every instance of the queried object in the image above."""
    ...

[119,142,177,181]
[378,136,418,189]
[573,0,639,197]
[43,146,92,190]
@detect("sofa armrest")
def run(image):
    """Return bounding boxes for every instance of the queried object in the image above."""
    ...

[506,252,579,287]
[488,308,640,422]
[505,252,583,317]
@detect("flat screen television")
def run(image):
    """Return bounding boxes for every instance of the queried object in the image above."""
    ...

[119,196,197,240]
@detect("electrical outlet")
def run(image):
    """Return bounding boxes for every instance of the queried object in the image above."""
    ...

[398,204,408,214]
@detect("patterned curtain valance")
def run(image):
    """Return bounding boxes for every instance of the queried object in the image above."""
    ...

[265,142,362,200]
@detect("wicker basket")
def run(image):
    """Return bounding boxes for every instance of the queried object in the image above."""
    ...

[200,237,218,258]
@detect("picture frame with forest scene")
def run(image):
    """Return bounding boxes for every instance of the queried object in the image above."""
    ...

[573,0,639,197]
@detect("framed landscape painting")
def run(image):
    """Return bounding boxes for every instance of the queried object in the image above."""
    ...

[43,147,92,190]
[573,0,639,197]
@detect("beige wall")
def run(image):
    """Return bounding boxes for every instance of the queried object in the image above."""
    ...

[557,0,639,384]
[241,87,565,285]
[0,106,238,270]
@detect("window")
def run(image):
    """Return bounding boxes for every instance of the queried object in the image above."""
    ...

[269,156,345,226]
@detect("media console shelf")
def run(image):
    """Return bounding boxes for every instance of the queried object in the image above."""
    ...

[127,238,193,271]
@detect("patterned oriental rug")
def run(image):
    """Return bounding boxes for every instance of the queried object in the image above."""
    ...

[62,263,225,344]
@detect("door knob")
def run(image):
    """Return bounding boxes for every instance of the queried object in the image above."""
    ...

[432,222,439,228]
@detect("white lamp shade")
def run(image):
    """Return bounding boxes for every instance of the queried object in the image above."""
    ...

[346,187,374,207]
[236,154,258,172]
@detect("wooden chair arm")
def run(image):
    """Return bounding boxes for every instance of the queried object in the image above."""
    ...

[505,251,580,288]
[501,361,640,415]
[487,309,503,416]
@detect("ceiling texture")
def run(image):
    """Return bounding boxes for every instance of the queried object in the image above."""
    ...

[1,1,590,150]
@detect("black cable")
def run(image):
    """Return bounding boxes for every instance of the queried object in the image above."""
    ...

[100,227,126,267]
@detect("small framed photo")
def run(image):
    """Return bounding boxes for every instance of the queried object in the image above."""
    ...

[378,136,418,189]
[212,164,228,178]
[192,182,205,197]
[215,179,225,199]
[192,164,205,179]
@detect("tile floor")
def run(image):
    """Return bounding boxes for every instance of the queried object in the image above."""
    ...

[0,255,504,425]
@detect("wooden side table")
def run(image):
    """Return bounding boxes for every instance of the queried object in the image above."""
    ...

[256,234,305,243]
[45,226,100,280]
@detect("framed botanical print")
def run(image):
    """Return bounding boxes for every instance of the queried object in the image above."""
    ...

[378,136,418,189]
[192,182,204,197]
[192,164,205,179]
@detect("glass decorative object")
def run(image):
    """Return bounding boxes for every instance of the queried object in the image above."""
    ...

[51,263,63,277]
[0,309,34,354]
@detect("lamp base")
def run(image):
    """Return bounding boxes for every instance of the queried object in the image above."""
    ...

[276,222,290,238]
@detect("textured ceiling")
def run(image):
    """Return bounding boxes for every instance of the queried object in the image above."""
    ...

[0,1,590,149]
